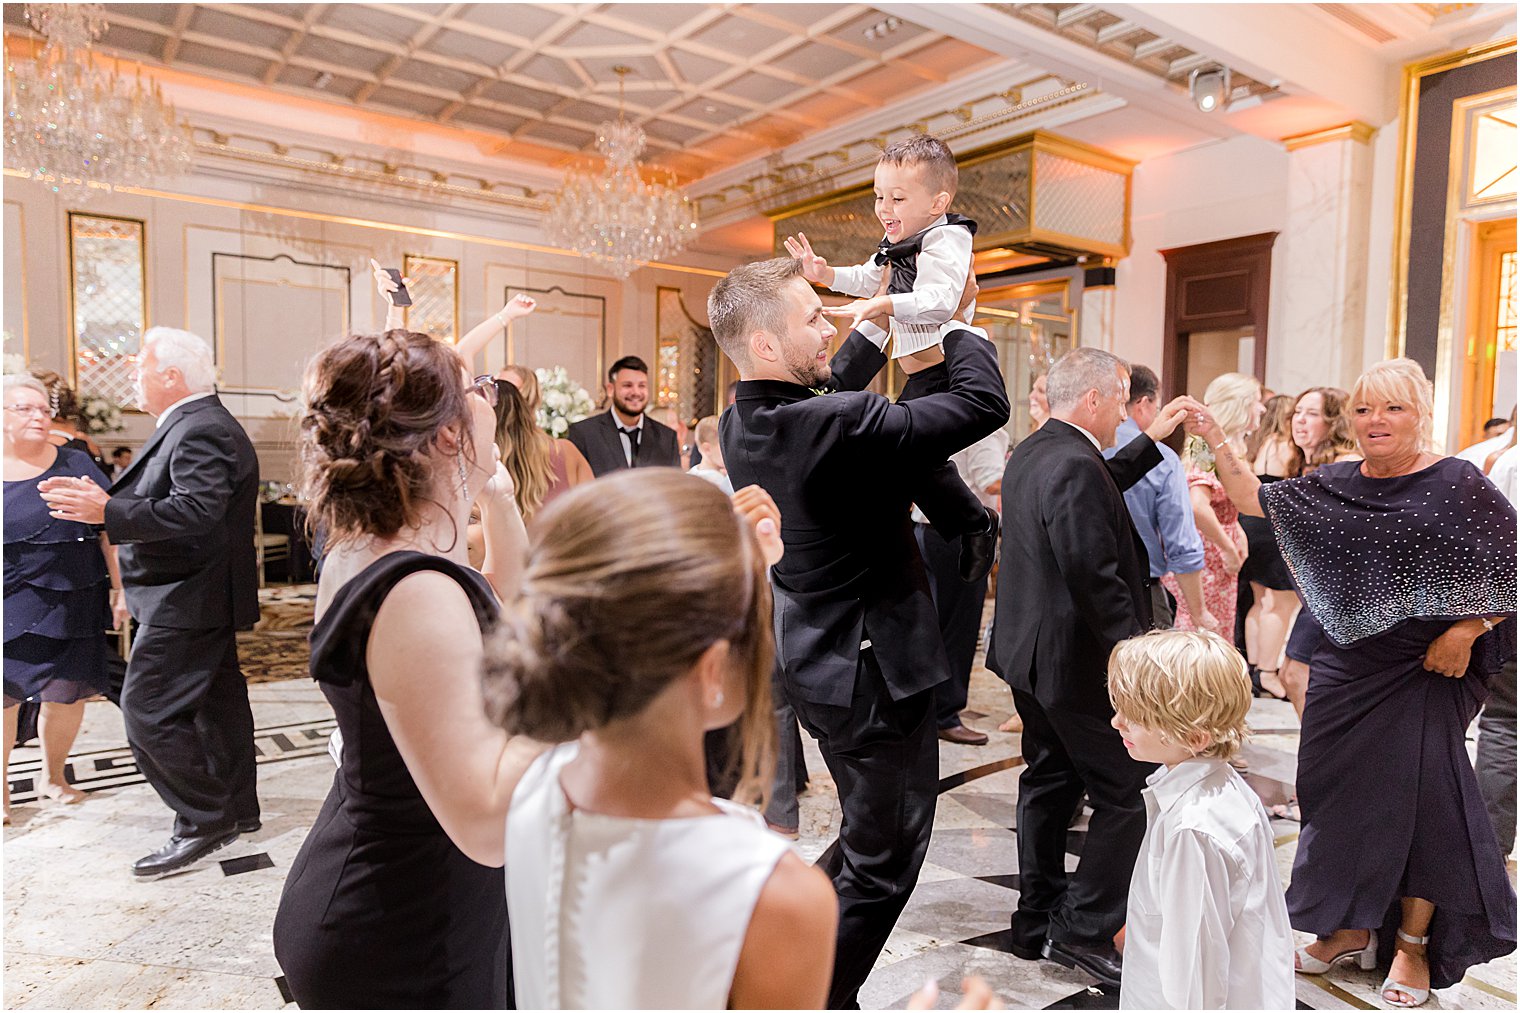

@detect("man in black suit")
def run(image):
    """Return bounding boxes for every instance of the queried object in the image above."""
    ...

[40,327,260,878]
[986,347,1199,986]
[713,257,1009,1008]
[565,355,680,475]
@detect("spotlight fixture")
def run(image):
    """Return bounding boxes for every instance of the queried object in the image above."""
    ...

[863,15,901,40]
[1189,65,1231,113]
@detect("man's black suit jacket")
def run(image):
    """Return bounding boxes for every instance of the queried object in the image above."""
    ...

[104,394,260,631]
[722,329,1010,708]
[565,410,680,477]
[987,418,1163,716]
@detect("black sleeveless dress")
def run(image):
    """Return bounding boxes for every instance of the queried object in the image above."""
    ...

[273,552,512,1009]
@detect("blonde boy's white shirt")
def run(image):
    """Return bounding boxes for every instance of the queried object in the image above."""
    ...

[1120,758,1295,1011]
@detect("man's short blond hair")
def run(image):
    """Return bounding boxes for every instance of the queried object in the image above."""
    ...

[707,257,805,373]
[1107,630,1251,761]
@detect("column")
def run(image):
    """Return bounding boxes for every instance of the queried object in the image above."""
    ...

[1271,123,1376,395]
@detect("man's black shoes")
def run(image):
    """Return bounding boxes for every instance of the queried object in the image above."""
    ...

[132,829,240,879]
[958,506,1000,583]
[236,818,261,834]
[1042,938,1123,988]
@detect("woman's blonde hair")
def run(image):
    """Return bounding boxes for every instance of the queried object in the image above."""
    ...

[1203,372,1262,442]
[1350,357,1435,450]
[481,470,777,807]
[1107,630,1252,761]
[492,379,553,521]
[499,363,542,415]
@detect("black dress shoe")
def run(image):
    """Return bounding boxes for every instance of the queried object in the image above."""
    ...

[1042,938,1122,988]
[1007,937,1043,961]
[958,507,999,583]
[236,819,261,834]
[132,829,240,879]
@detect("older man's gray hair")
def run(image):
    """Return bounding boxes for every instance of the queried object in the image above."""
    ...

[143,327,217,394]
[1045,347,1129,412]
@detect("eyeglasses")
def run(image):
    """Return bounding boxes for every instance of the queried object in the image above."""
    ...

[3,404,51,418]
[467,374,499,408]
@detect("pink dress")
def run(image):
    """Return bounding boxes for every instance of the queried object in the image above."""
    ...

[1162,467,1244,633]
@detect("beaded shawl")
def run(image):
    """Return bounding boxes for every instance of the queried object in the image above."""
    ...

[1260,457,1517,647]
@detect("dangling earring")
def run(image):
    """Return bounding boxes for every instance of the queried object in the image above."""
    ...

[457,450,470,502]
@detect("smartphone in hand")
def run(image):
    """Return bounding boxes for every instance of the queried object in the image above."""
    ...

[384,268,412,306]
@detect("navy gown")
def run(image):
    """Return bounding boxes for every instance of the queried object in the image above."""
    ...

[1263,457,1517,988]
[3,447,112,705]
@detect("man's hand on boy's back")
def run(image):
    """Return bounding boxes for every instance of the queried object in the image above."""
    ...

[783,232,836,288]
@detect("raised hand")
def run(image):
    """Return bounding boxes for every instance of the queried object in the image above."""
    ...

[370,258,408,307]
[499,293,537,323]
[782,232,834,288]
[1145,394,1205,444]
[38,474,110,525]
[1184,402,1223,442]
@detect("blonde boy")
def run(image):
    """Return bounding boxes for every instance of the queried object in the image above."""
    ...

[1107,630,1294,1010]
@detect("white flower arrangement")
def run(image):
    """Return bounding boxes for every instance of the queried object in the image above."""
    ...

[534,366,597,438]
[78,392,125,434]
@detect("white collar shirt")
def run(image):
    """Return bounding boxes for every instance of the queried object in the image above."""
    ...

[1049,417,1102,453]
[1120,758,1295,1011]
[155,391,215,429]
[611,408,644,466]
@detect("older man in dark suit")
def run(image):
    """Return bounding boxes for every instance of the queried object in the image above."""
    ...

[714,257,1008,1008]
[41,327,260,878]
[565,355,680,475]
[987,347,1199,987]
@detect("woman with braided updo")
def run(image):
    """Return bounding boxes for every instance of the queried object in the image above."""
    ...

[272,327,538,1008]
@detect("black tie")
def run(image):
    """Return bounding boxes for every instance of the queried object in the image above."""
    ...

[619,425,641,466]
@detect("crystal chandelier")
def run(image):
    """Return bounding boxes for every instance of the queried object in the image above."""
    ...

[4,3,194,201]
[548,67,698,278]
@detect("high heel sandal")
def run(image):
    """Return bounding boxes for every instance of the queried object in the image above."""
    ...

[1294,929,1376,974]
[1257,668,1289,701]
[1380,930,1431,1008]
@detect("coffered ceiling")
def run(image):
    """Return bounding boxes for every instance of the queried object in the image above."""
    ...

[0,3,1002,181]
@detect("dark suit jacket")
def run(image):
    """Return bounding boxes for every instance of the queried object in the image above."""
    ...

[104,394,260,631]
[565,411,680,477]
[722,329,1010,708]
[987,418,1164,716]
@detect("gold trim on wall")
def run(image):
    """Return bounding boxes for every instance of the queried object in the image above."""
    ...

[1433,84,1518,449]
[66,210,148,391]
[2,170,726,279]
[1281,122,1376,151]
[4,200,29,361]
[213,274,351,391]
[181,222,371,334]
[1388,37,1518,359]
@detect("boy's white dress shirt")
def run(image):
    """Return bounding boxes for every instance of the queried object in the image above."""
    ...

[1120,758,1295,1010]
[832,214,983,357]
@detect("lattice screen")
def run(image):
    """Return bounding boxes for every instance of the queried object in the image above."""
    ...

[70,214,145,408]
[403,255,459,343]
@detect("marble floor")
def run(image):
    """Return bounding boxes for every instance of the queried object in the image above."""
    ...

[4,633,1516,1009]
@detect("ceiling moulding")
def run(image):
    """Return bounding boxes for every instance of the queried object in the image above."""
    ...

[691,77,1121,228]
[1281,121,1378,150]
[189,129,551,214]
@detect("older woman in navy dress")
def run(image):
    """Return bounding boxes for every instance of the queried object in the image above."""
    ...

[3,375,125,822]
[1191,358,1516,1008]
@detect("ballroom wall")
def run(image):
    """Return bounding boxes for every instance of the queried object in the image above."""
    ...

[3,168,723,483]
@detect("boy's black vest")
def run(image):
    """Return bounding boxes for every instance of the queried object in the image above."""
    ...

[873,213,978,297]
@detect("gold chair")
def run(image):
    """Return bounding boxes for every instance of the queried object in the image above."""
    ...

[255,499,292,588]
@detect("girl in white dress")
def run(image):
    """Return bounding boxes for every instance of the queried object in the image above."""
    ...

[483,469,837,1009]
